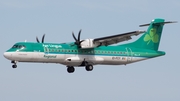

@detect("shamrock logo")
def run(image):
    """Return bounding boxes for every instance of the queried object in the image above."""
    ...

[144,28,159,45]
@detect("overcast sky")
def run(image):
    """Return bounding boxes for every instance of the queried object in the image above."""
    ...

[0,0,180,101]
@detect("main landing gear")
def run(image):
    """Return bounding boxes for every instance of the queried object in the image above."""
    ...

[11,61,17,68]
[66,65,93,73]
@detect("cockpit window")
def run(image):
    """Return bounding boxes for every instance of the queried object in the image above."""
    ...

[12,45,18,48]
[12,45,26,49]
[19,45,26,49]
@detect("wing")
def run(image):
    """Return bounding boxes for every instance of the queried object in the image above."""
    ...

[93,30,145,46]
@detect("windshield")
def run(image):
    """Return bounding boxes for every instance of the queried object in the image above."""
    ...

[12,45,26,49]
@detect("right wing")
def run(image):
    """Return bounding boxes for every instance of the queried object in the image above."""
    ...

[93,30,145,46]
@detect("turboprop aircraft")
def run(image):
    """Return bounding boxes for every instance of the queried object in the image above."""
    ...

[3,18,176,73]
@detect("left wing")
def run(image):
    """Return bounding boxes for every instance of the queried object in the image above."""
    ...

[93,30,145,46]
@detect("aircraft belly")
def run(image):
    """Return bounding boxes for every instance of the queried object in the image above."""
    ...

[99,56,127,65]
[35,53,65,63]
[11,52,33,61]
[63,55,129,66]
[98,56,148,65]
[64,54,105,66]
[14,52,149,66]
[16,52,65,64]
[64,55,88,66]
[62,55,146,66]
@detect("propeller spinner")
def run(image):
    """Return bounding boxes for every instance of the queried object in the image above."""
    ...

[36,34,45,43]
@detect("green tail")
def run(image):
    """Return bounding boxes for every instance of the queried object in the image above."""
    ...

[122,18,165,51]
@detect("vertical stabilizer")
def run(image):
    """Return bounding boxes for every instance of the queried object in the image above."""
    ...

[122,18,176,51]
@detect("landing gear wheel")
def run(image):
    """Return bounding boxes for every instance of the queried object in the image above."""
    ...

[85,65,93,71]
[67,66,75,73]
[12,65,17,68]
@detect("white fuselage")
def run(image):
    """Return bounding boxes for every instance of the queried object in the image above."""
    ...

[4,51,147,66]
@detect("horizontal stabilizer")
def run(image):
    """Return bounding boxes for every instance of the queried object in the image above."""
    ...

[139,21,177,27]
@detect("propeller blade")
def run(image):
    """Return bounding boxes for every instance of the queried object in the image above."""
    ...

[78,29,81,41]
[36,37,40,43]
[72,29,83,48]
[42,34,45,43]
[72,32,78,42]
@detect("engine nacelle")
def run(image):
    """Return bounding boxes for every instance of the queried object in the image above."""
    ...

[80,39,99,49]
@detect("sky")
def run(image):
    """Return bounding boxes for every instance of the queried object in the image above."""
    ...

[0,0,180,101]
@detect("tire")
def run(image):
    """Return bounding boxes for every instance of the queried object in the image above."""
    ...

[85,65,93,71]
[12,65,17,68]
[67,66,75,73]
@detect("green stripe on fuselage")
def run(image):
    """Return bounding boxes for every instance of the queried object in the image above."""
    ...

[6,42,165,58]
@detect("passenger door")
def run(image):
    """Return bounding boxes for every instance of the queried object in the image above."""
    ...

[126,47,133,63]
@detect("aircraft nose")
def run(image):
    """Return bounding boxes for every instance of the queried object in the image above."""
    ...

[3,52,12,60]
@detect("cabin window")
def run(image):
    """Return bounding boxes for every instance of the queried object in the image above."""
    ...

[45,48,48,52]
[88,51,91,54]
[82,50,84,53]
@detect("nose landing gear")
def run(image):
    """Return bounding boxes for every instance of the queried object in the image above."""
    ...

[11,61,17,68]
[12,64,17,68]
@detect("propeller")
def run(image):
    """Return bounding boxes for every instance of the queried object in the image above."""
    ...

[72,29,83,48]
[36,34,45,43]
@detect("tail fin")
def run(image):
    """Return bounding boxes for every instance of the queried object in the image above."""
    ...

[122,18,176,51]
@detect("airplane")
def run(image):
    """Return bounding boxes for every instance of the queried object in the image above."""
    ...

[3,18,176,73]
